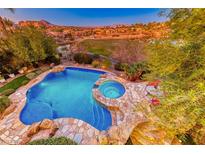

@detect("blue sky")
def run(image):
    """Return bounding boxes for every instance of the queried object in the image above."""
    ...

[0,8,167,26]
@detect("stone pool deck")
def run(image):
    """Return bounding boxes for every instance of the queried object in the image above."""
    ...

[0,66,149,145]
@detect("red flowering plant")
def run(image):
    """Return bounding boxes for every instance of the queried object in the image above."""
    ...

[146,80,162,106]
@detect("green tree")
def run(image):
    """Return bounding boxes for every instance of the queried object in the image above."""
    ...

[0,19,59,75]
[146,9,205,143]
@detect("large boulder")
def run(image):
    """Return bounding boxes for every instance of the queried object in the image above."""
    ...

[48,123,58,137]
[51,66,65,73]
[39,119,54,130]
[24,119,58,144]
[18,67,28,74]
[27,123,40,137]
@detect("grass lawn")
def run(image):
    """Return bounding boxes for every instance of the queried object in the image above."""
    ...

[88,47,111,57]
[0,75,30,95]
[78,39,147,62]
[0,66,50,96]
[79,39,117,56]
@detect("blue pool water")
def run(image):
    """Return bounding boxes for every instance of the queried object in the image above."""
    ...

[99,80,125,99]
[20,67,112,131]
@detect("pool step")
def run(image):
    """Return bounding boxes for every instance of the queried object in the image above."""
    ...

[93,103,99,127]
[96,106,103,130]
[95,104,101,128]
[92,103,107,131]
[100,107,105,130]
[92,104,97,126]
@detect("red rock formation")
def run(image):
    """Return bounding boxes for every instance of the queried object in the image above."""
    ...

[16,20,169,45]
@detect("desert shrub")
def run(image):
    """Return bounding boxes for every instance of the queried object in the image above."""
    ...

[92,60,101,68]
[13,69,19,75]
[74,53,93,64]
[32,62,39,68]
[3,74,10,80]
[45,55,60,65]
[1,66,16,75]
[0,89,15,96]
[26,72,37,80]
[177,133,196,145]
[124,61,149,81]
[28,137,77,145]
[92,54,100,59]
[101,59,112,69]
[0,95,11,114]
[114,62,125,71]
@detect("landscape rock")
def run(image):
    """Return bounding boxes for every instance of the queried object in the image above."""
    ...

[49,123,59,137]
[51,66,65,73]
[39,119,54,130]
[0,104,16,119]
[27,123,40,137]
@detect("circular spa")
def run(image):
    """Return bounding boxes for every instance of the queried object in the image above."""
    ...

[98,80,125,99]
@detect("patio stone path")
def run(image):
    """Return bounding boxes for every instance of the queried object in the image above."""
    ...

[0,65,150,145]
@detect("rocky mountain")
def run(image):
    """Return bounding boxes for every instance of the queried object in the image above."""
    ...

[18,20,54,28]
[17,20,169,44]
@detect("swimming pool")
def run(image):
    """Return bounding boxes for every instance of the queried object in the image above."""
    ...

[20,67,112,131]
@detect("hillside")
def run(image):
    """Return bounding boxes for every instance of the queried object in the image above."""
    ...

[17,20,169,45]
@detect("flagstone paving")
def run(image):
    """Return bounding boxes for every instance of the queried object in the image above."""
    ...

[0,66,150,145]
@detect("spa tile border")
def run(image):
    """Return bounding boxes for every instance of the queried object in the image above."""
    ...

[92,73,128,109]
